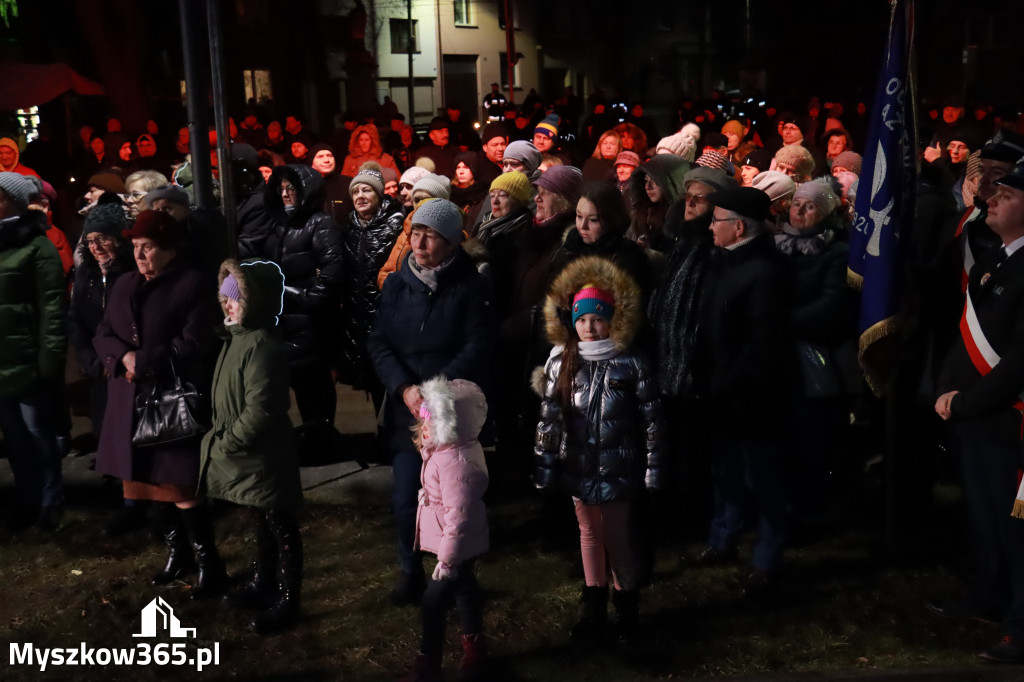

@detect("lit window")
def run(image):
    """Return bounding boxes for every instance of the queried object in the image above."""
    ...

[243,69,273,103]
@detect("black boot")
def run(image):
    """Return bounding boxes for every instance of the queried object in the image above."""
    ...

[225,509,277,610]
[252,510,303,635]
[180,505,228,599]
[152,503,196,585]
[611,589,640,644]
[570,585,608,643]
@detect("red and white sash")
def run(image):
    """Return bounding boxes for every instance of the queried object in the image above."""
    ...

[960,288,1024,518]
[956,206,983,293]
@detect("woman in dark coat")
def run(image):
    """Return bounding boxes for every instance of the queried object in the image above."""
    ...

[368,198,494,606]
[68,202,133,436]
[260,163,345,425]
[774,179,856,529]
[93,210,225,597]
[337,162,406,405]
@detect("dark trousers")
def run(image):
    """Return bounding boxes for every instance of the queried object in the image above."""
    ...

[708,434,788,572]
[421,559,482,657]
[955,421,1024,635]
[290,361,337,426]
[0,391,64,509]
[392,448,423,575]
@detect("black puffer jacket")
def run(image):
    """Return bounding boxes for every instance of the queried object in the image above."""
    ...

[260,164,345,368]
[338,195,405,389]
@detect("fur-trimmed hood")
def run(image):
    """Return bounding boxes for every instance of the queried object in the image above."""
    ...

[543,255,642,351]
[218,258,286,329]
[347,124,384,159]
[418,376,488,448]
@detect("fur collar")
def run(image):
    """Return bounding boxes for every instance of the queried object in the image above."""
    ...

[543,255,642,352]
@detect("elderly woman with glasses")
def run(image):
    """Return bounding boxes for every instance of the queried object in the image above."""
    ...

[124,170,169,217]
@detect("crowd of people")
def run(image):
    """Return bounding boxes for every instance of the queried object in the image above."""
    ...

[3,86,1024,677]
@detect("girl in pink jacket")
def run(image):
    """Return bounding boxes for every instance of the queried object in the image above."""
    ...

[401,376,489,682]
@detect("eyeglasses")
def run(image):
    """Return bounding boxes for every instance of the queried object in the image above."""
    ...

[84,236,115,247]
[709,216,737,225]
[684,192,709,204]
[280,185,297,195]
[127,191,147,201]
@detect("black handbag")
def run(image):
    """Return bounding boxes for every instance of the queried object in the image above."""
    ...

[132,354,210,448]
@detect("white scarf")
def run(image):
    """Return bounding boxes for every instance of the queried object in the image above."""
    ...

[578,339,619,361]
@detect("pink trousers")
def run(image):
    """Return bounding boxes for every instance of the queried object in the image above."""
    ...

[573,498,639,591]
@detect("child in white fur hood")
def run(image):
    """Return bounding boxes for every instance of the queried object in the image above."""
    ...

[401,376,489,682]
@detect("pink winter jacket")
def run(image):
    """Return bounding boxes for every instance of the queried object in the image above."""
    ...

[414,378,490,567]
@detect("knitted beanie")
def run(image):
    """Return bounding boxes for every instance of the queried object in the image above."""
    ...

[572,284,615,324]
[412,173,451,200]
[412,198,464,244]
[832,151,863,176]
[503,140,542,173]
[742,148,773,172]
[695,149,729,170]
[351,161,385,197]
[489,171,533,203]
[481,121,507,144]
[655,131,695,159]
[614,151,640,168]
[219,273,242,302]
[534,114,560,140]
[721,120,745,138]
[774,145,815,177]
[535,165,583,205]
[400,165,431,188]
[83,201,129,236]
[793,178,840,216]
[751,170,796,201]
[382,167,399,184]
[0,172,34,211]
[86,172,127,195]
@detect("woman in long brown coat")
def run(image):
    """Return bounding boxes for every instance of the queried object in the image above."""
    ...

[93,209,226,597]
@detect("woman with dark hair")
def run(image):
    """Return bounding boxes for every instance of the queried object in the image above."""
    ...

[561,182,650,297]
[626,154,689,253]
[820,129,853,172]
[613,123,648,160]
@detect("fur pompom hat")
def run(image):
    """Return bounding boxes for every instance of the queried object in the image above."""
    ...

[416,377,488,448]
[351,161,385,198]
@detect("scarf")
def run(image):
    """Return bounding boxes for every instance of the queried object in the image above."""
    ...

[579,339,618,361]
[408,250,458,291]
[775,223,836,256]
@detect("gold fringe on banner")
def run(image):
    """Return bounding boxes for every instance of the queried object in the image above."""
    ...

[847,266,864,291]
[858,315,901,397]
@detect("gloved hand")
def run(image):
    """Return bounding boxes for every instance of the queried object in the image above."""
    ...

[432,560,457,582]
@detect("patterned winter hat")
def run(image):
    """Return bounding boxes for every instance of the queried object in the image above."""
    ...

[351,161,385,197]
[572,283,615,324]
[534,114,560,140]
[695,149,729,170]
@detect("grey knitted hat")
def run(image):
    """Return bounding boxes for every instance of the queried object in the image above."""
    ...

[351,161,385,198]
[503,140,542,173]
[0,171,35,212]
[412,173,451,200]
[411,198,463,245]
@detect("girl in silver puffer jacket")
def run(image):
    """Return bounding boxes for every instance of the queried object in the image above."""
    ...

[533,255,665,644]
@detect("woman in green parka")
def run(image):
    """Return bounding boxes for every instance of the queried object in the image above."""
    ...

[199,258,303,635]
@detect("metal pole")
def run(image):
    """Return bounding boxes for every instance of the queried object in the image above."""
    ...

[207,0,237,258]
[178,0,214,209]
[504,0,515,106]
[407,0,415,123]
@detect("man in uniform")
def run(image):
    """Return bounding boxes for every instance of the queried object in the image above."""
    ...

[931,160,1024,663]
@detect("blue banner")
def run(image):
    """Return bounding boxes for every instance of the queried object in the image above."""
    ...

[848,0,916,393]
